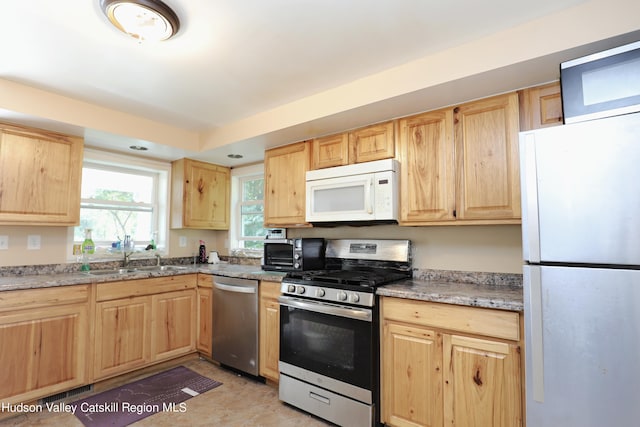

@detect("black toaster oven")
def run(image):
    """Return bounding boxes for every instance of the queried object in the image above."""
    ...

[262,238,325,272]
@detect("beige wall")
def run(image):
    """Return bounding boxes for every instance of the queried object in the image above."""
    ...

[0,226,222,267]
[1,1,639,154]
[6,0,634,272]
[290,225,523,274]
[0,223,521,274]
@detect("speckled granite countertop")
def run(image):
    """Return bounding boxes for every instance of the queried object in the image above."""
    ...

[0,263,286,292]
[377,279,523,312]
[0,261,521,312]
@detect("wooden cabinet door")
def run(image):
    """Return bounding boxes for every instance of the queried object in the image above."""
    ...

[171,158,230,229]
[349,121,395,163]
[0,124,83,225]
[454,93,521,220]
[381,321,443,427]
[259,299,280,382]
[197,284,213,357]
[151,290,196,361]
[259,281,281,382]
[519,81,563,130]
[312,133,349,169]
[398,109,455,223]
[0,304,88,403]
[264,141,311,227]
[443,334,522,427]
[94,296,151,379]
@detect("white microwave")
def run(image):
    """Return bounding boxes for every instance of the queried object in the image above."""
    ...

[305,159,399,224]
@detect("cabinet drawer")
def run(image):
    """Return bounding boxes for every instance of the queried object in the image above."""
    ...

[260,280,281,300]
[96,275,197,301]
[197,273,212,288]
[0,285,89,313]
[381,297,519,341]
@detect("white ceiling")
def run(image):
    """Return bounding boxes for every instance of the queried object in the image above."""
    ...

[0,0,635,165]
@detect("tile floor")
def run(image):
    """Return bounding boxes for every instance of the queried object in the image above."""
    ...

[0,359,332,426]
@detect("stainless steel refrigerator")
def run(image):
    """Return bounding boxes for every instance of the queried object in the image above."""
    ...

[520,112,640,427]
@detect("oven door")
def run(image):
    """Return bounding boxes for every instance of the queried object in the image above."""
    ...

[279,295,374,394]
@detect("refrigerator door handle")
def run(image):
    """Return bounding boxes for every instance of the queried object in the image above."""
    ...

[520,133,541,263]
[527,266,545,402]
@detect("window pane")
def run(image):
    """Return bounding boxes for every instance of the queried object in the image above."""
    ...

[241,213,266,238]
[244,240,264,250]
[75,208,152,244]
[241,204,263,214]
[82,168,153,203]
[242,178,264,201]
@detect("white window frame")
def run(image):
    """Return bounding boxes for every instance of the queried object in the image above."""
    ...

[67,148,170,261]
[230,163,266,254]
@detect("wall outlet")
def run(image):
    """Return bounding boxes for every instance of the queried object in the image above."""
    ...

[27,235,41,250]
[179,236,187,248]
[0,235,8,250]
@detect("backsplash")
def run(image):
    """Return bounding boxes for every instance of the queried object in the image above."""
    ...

[0,256,228,277]
[413,268,522,288]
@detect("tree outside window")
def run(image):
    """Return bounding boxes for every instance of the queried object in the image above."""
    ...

[74,165,156,248]
[238,175,266,249]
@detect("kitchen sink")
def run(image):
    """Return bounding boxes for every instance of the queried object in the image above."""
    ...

[88,268,138,276]
[87,265,189,276]
[135,265,190,272]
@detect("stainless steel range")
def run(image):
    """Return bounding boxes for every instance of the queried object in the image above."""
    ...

[278,239,411,427]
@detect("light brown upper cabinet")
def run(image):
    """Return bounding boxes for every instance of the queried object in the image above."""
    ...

[348,121,395,163]
[312,133,349,169]
[0,123,83,225]
[171,158,230,229]
[398,109,456,222]
[264,141,312,227]
[398,92,521,225]
[311,121,395,169]
[519,81,563,130]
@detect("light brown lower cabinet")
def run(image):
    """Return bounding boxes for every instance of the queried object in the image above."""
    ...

[259,280,281,382]
[151,290,197,361]
[0,285,90,405]
[380,297,523,427]
[196,274,213,357]
[93,275,197,380]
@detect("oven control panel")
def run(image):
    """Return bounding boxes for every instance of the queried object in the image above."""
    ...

[281,282,374,308]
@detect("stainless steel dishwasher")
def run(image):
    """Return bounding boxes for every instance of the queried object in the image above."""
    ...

[211,275,260,376]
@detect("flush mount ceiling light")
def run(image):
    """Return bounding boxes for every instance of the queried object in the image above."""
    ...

[100,0,180,42]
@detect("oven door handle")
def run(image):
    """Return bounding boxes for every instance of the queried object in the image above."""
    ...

[279,296,372,322]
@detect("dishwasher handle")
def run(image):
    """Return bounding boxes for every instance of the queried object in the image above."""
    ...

[213,279,257,294]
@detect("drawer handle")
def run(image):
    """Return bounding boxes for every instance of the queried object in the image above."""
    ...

[309,391,330,405]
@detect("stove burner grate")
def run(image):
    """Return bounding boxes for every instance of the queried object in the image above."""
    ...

[290,268,410,288]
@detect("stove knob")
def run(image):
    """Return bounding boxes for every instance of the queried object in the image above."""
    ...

[315,288,326,298]
[337,290,348,301]
[294,262,300,269]
[296,286,306,295]
[287,284,296,293]
[349,293,360,303]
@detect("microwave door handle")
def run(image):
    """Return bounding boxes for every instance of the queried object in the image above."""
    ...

[366,177,373,214]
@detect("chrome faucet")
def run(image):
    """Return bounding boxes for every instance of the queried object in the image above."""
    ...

[123,251,133,267]
[155,253,162,266]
